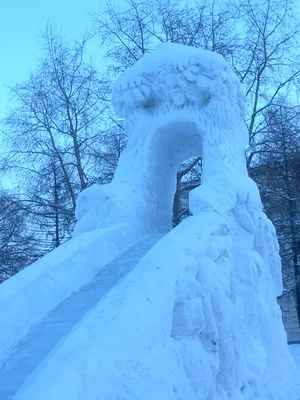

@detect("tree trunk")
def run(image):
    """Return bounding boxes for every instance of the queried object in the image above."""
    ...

[173,157,201,226]
[53,162,60,248]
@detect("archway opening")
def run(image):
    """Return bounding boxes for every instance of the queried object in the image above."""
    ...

[172,156,202,227]
[143,120,202,233]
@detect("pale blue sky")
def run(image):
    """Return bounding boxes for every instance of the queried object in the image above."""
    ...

[0,0,120,119]
[1,0,300,121]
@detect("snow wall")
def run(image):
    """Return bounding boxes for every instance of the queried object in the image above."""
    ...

[0,43,299,399]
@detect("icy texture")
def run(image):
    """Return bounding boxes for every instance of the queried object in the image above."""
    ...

[0,223,144,357]
[0,234,164,399]
[1,43,299,399]
[75,44,247,235]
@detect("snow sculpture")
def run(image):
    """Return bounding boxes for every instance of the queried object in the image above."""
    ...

[74,43,300,398]
[75,45,248,235]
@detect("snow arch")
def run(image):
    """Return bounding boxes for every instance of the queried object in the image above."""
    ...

[75,43,247,235]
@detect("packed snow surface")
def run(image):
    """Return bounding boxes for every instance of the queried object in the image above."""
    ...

[1,43,300,399]
[0,223,146,357]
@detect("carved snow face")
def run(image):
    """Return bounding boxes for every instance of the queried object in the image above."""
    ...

[112,43,245,123]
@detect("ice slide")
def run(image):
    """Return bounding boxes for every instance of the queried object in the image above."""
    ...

[0,233,165,399]
[1,42,300,399]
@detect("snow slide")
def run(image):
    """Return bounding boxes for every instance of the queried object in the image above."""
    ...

[1,208,299,400]
[0,223,147,356]
[1,43,300,399]
[0,233,164,399]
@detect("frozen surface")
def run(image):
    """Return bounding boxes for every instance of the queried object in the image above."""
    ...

[1,43,300,399]
[0,223,145,358]
[0,234,164,399]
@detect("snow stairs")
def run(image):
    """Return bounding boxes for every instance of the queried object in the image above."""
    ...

[0,233,165,399]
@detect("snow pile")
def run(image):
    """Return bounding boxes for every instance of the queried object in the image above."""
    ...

[1,43,299,399]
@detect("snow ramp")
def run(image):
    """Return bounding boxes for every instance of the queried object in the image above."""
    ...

[1,42,300,399]
[1,209,300,399]
[0,233,165,399]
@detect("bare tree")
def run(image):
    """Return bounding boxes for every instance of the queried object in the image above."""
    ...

[0,190,40,282]
[2,26,110,257]
[173,157,202,226]
[233,0,300,167]
[93,0,238,73]
[250,101,300,323]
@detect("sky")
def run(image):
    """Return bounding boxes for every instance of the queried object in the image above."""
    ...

[0,0,120,119]
[1,0,300,120]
